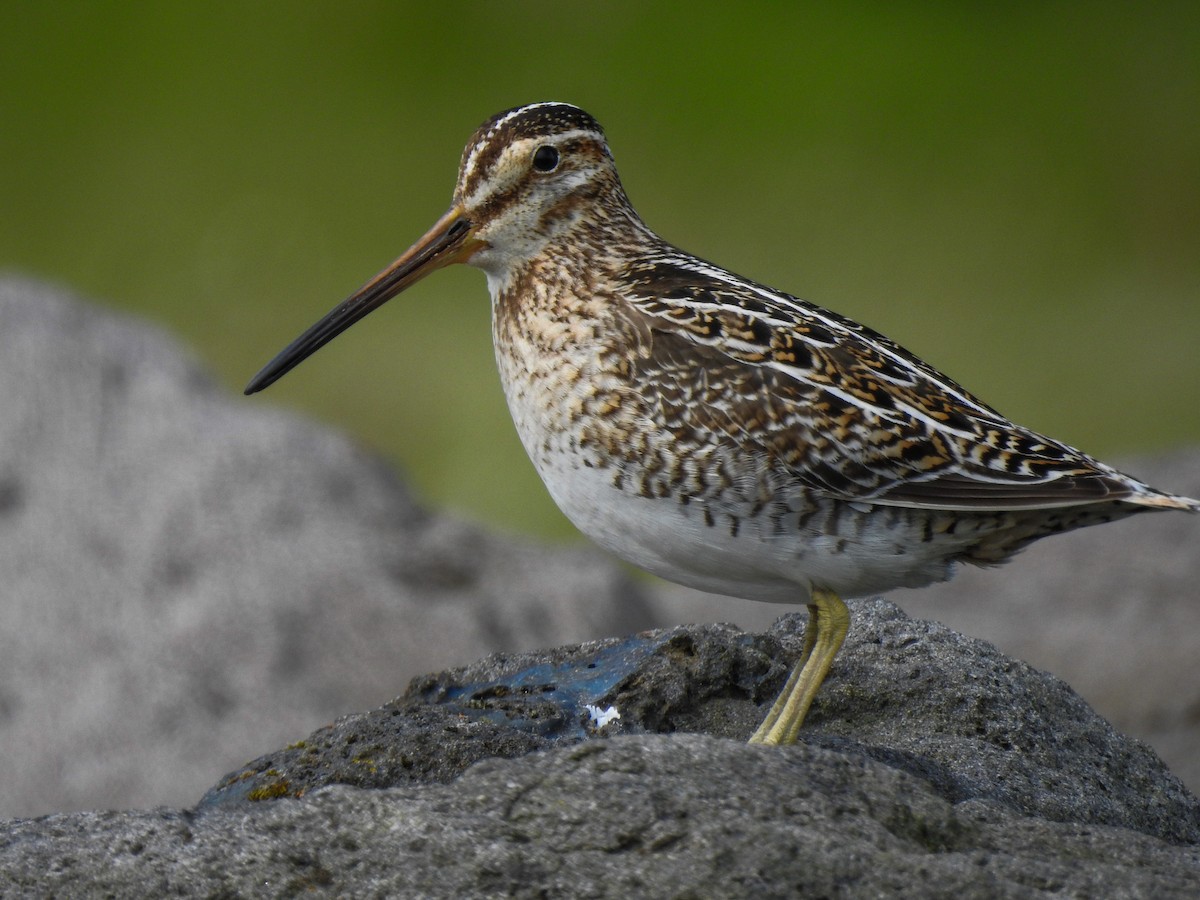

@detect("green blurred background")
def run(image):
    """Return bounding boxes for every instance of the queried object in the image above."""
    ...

[3,2,1197,540]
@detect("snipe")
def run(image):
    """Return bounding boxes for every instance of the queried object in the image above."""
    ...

[246,102,1198,745]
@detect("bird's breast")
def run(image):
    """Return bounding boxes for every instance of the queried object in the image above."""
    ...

[490,278,637,474]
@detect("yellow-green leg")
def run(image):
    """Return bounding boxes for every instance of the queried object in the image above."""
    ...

[748,588,850,745]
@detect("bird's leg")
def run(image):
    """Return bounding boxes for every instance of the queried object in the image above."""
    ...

[748,589,850,745]
[749,605,819,737]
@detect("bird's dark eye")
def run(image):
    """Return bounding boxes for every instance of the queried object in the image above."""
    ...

[532,145,560,172]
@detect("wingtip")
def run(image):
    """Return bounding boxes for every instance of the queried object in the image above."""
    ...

[1131,492,1200,512]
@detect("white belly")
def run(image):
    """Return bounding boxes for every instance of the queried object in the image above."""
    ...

[532,448,957,603]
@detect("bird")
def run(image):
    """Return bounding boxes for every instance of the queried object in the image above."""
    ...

[245,102,1198,745]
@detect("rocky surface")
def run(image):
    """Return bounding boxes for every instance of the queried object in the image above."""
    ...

[1,603,1198,897]
[2,739,1198,899]
[197,603,1199,844]
[0,276,652,817]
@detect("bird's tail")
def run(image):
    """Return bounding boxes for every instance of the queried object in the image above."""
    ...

[1128,490,1200,512]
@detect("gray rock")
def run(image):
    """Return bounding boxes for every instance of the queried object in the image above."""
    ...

[1,602,1198,897]
[0,276,652,817]
[4,739,1200,899]
[197,601,1200,845]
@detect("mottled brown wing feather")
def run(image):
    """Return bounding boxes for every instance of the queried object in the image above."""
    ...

[621,256,1142,511]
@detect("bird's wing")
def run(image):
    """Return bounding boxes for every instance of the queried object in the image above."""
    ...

[620,252,1146,512]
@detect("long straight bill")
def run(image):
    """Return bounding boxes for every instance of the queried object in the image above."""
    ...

[245,206,479,394]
